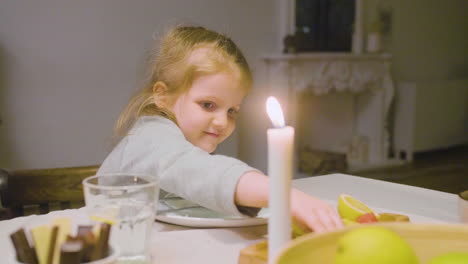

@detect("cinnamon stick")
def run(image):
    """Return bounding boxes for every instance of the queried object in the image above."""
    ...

[90,223,111,261]
[46,226,58,264]
[10,228,38,264]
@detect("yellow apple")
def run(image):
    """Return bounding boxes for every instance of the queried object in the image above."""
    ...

[335,226,419,264]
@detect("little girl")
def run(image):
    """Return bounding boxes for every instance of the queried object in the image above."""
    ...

[98,26,343,233]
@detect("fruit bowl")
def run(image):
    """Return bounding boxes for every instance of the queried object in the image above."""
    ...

[275,223,468,264]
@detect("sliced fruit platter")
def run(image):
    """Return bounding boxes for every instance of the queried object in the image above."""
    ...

[337,194,410,225]
[292,194,411,238]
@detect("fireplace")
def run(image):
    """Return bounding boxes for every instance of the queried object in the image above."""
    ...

[263,53,405,173]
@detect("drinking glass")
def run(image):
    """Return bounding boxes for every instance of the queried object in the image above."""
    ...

[83,174,159,263]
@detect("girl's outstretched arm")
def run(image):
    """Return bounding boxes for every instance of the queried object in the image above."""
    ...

[234,171,343,233]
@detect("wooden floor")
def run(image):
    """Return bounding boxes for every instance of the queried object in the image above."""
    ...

[353,145,468,194]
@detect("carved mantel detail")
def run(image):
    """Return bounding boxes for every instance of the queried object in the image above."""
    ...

[291,60,391,94]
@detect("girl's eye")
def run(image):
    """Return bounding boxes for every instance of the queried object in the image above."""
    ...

[228,108,239,118]
[200,102,215,110]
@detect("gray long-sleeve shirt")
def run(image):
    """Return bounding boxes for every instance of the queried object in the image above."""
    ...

[97,116,258,217]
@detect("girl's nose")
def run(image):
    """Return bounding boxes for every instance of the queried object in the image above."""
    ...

[212,112,228,130]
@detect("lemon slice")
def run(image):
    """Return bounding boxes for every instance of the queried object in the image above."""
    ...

[89,206,118,225]
[89,215,116,225]
[338,194,374,221]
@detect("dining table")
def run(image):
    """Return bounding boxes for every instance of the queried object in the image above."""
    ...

[0,173,463,263]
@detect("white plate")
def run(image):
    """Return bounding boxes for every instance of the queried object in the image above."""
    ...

[155,198,268,228]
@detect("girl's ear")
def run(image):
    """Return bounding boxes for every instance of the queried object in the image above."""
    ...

[152,81,171,108]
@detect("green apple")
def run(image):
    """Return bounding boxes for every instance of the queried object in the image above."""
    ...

[335,226,419,264]
[429,252,468,264]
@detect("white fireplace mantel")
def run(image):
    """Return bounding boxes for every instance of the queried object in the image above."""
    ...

[262,53,403,172]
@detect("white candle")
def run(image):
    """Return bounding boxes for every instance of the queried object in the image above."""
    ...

[266,96,294,263]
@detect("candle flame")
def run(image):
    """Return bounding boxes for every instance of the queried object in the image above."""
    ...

[266,96,285,128]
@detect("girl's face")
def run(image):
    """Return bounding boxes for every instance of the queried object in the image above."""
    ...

[169,73,247,153]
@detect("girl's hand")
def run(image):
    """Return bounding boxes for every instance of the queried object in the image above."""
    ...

[234,171,343,233]
[290,189,344,233]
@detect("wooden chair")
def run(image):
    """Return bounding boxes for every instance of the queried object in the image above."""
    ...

[0,165,99,220]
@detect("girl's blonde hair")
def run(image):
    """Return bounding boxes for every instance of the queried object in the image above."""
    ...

[114,26,252,141]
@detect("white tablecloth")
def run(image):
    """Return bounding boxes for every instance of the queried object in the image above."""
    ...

[0,174,462,263]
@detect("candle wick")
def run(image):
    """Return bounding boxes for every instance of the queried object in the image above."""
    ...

[272,121,285,128]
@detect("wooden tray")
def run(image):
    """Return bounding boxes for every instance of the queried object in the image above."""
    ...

[239,223,468,264]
